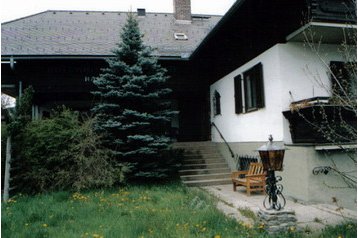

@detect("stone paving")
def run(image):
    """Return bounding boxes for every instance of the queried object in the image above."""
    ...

[202,184,356,233]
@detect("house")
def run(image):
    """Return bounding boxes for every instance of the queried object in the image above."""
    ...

[1,0,222,141]
[2,0,357,210]
[194,0,356,210]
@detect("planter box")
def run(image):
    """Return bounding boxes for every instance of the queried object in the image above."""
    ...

[282,105,356,144]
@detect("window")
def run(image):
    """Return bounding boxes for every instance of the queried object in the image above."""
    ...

[213,90,221,116]
[243,63,265,112]
[235,63,265,114]
[330,61,356,100]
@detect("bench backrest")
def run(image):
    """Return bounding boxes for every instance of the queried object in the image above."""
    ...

[247,162,265,176]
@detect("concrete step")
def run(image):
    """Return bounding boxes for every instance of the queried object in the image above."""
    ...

[183,156,223,161]
[181,163,228,170]
[180,172,231,181]
[173,141,215,145]
[183,151,222,156]
[183,158,226,164]
[183,178,232,187]
[179,168,231,176]
[172,143,218,149]
[175,141,231,187]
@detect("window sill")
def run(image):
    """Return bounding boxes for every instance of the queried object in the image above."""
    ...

[236,107,263,115]
[246,107,259,113]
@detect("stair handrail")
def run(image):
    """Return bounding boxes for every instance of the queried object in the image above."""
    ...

[211,122,235,158]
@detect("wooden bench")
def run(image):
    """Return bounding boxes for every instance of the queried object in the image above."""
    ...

[231,162,266,195]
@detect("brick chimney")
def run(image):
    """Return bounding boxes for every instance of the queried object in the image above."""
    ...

[173,0,192,24]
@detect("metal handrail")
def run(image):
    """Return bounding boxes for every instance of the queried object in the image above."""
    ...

[211,122,260,171]
[211,122,235,158]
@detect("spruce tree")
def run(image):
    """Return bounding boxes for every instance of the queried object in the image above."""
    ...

[92,13,175,179]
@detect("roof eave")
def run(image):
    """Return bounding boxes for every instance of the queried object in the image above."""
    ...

[1,54,188,61]
[189,0,246,60]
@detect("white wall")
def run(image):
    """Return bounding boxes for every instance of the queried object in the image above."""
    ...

[279,42,345,110]
[210,42,345,143]
[281,145,357,210]
[211,45,284,143]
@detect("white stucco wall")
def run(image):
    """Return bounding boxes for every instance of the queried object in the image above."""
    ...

[280,145,357,210]
[210,42,345,143]
[211,45,283,143]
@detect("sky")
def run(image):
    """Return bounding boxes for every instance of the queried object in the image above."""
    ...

[1,0,236,23]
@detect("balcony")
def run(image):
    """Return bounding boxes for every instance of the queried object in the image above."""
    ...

[282,97,356,144]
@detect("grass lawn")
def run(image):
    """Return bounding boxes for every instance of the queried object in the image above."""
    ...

[1,182,356,238]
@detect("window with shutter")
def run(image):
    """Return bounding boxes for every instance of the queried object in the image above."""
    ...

[242,63,265,112]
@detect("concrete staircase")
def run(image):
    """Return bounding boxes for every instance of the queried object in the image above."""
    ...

[173,141,232,187]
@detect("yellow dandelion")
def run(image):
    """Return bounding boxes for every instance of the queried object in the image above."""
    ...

[7,198,17,203]
[243,223,252,229]
[42,223,48,228]
[214,235,221,238]
[338,235,343,238]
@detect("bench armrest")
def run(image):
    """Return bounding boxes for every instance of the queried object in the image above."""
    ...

[231,171,248,179]
[245,174,266,179]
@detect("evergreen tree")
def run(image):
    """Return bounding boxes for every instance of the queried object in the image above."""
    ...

[92,13,176,179]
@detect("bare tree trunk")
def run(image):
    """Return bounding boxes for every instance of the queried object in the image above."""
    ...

[3,136,11,202]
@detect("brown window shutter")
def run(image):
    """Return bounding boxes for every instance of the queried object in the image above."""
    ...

[234,75,243,113]
[255,63,265,109]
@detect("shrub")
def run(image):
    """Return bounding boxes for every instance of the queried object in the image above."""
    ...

[14,108,119,193]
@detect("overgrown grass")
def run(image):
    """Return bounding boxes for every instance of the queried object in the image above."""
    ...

[238,207,257,222]
[315,222,357,238]
[1,183,356,238]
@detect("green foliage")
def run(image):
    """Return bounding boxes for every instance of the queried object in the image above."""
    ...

[133,148,183,182]
[3,86,34,195]
[14,108,119,193]
[7,86,34,137]
[317,222,357,238]
[92,13,177,180]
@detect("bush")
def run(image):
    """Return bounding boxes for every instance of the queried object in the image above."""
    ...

[14,108,120,193]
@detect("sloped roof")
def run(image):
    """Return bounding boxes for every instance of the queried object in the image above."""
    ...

[1,10,221,59]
